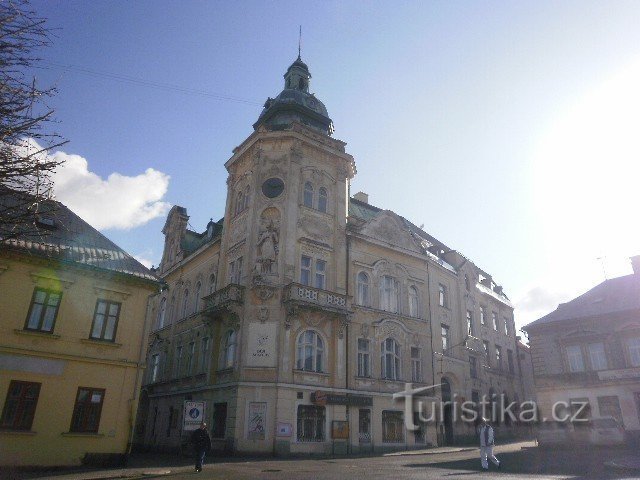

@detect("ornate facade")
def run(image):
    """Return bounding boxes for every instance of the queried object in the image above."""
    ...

[136,56,528,455]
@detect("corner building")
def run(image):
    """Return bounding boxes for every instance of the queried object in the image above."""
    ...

[137,57,528,455]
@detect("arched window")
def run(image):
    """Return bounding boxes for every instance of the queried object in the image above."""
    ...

[464,274,470,291]
[223,330,237,368]
[408,286,419,317]
[181,289,189,318]
[235,191,244,215]
[244,185,250,210]
[157,297,167,329]
[168,296,175,323]
[357,272,370,306]
[194,282,202,313]
[209,273,216,294]
[303,182,314,208]
[296,330,324,372]
[381,337,401,380]
[379,275,398,313]
[317,187,328,213]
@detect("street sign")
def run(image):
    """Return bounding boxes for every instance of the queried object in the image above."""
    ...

[183,401,206,431]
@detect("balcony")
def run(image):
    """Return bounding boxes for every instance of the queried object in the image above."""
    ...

[202,284,244,318]
[282,283,350,316]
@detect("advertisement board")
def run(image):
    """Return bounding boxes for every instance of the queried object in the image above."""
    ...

[183,401,206,431]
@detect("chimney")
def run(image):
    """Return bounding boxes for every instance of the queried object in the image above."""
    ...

[353,191,369,204]
[631,255,640,275]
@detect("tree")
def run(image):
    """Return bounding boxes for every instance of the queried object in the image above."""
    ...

[0,0,66,240]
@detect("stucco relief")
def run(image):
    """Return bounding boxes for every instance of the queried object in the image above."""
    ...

[254,207,280,278]
[361,211,422,254]
[297,215,332,241]
[230,218,247,245]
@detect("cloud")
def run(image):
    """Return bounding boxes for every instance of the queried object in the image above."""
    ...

[133,254,154,269]
[50,148,171,230]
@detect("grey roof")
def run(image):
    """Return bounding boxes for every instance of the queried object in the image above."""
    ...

[524,273,640,330]
[181,218,223,256]
[0,188,159,283]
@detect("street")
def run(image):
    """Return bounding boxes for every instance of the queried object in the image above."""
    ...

[189,443,637,480]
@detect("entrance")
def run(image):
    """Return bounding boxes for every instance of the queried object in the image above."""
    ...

[441,377,454,445]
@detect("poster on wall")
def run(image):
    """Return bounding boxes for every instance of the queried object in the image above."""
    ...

[247,402,267,440]
[332,420,349,439]
[183,401,206,431]
[276,422,292,437]
[246,322,277,367]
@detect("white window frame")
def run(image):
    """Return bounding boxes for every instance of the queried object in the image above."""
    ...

[588,342,607,370]
[566,345,585,372]
[357,272,370,306]
[229,257,243,284]
[438,284,447,307]
[300,255,312,286]
[223,330,237,369]
[296,330,325,373]
[628,338,640,367]
[381,337,401,380]
[157,297,167,329]
[357,338,371,377]
[380,275,398,313]
[492,311,498,331]
[315,259,326,289]
[150,353,161,382]
[441,324,450,353]
[480,306,486,326]
[408,286,419,317]
[303,182,314,208]
[317,187,328,213]
[467,310,474,336]
[411,347,422,382]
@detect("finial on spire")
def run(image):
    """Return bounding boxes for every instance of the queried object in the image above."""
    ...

[298,25,302,59]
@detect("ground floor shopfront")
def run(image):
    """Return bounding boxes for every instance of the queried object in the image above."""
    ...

[136,382,441,456]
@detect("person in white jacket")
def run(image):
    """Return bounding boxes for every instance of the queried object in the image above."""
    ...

[479,417,501,470]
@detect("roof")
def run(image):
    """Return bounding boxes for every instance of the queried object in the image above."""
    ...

[0,188,159,283]
[181,218,224,256]
[524,273,640,330]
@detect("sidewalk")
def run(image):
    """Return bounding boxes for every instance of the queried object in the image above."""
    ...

[604,456,640,471]
[1,441,528,480]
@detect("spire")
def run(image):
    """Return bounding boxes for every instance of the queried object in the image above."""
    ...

[298,25,302,59]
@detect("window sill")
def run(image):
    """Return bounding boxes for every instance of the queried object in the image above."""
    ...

[151,323,172,334]
[81,338,122,348]
[61,432,104,437]
[0,429,37,435]
[293,369,330,377]
[14,329,60,339]
[216,367,235,374]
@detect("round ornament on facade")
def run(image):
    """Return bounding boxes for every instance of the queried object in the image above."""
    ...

[261,177,285,198]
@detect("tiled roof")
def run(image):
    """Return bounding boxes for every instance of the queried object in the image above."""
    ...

[524,273,640,330]
[0,188,159,283]
[182,218,223,256]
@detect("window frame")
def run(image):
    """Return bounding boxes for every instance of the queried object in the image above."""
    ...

[380,275,398,313]
[381,337,401,380]
[223,330,237,369]
[89,299,121,342]
[150,353,161,382]
[469,356,478,379]
[156,297,167,330]
[69,387,105,433]
[0,380,41,431]
[492,311,498,331]
[24,287,63,333]
[314,259,326,289]
[297,404,325,442]
[382,410,404,443]
[317,187,328,213]
[408,286,419,318]
[357,272,370,306]
[441,324,450,354]
[411,347,422,382]
[300,255,312,286]
[357,338,371,378]
[303,181,314,208]
[200,337,210,373]
[438,284,447,307]
[229,257,243,284]
[480,306,486,326]
[296,330,325,373]
[495,345,502,370]
[466,310,474,336]
[566,344,585,372]
[627,338,640,367]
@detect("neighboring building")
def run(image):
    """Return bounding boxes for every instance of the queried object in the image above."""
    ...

[136,56,528,455]
[0,191,159,466]
[523,256,640,441]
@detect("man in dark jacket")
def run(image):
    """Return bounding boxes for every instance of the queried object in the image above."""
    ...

[191,422,212,472]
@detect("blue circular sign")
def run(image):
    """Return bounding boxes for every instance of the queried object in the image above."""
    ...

[189,407,201,419]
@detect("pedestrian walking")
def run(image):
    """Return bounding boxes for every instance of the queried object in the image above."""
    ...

[479,417,501,470]
[191,422,212,473]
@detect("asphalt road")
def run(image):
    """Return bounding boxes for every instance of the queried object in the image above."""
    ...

[169,443,639,480]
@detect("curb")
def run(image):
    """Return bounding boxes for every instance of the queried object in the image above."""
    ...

[384,447,476,457]
[604,460,640,471]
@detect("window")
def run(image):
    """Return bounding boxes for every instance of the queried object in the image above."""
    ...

[495,345,502,370]
[315,259,326,289]
[628,338,640,367]
[235,190,244,215]
[492,311,498,331]
[317,187,328,213]
[359,409,371,443]
[90,300,121,341]
[480,306,486,326]
[212,402,227,438]
[243,185,250,210]
[466,310,474,336]
[483,340,490,365]
[223,330,237,369]
[357,338,371,377]
[186,341,195,375]
[297,405,325,442]
[24,288,62,333]
[229,257,243,284]
[168,296,175,323]
[504,317,509,336]
[0,381,41,430]
[441,324,450,353]
[464,274,470,291]
[380,275,398,313]
[300,255,312,286]
[381,337,401,380]
[297,330,324,372]
[150,353,161,382]
[588,342,608,370]
[209,273,216,294]
[200,337,210,372]
[174,345,183,377]
[70,387,105,433]
[411,347,422,382]
[382,410,404,443]
[408,286,419,317]
[566,345,585,372]
[303,181,314,207]
[157,297,167,329]
[357,272,370,306]
[194,282,202,313]
[469,356,478,378]
[507,349,515,373]
[438,284,447,307]
[181,289,190,318]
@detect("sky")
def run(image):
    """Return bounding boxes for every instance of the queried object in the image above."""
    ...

[26,0,640,333]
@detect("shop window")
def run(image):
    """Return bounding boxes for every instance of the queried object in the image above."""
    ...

[297,405,325,442]
[382,410,404,443]
[212,402,227,438]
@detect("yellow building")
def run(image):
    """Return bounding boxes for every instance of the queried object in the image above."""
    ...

[0,190,159,466]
